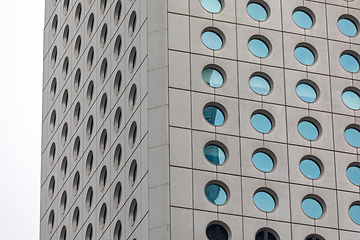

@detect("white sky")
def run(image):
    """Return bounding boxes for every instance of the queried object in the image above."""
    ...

[0,1,44,239]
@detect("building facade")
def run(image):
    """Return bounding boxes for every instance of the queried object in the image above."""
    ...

[41,0,360,239]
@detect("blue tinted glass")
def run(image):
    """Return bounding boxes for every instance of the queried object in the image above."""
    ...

[338,18,357,37]
[340,54,360,73]
[204,145,226,165]
[295,46,315,65]
[252,152,274,172]
[302,198,323,219]
[298,121,319,141]
[254,191,275,212]
[300,159,321,179]
[200,0,222,13]
[248,39,269,58]
[296,83,317,102]
[349,205,360,225]
[203,106,225,126]
[205,184,227,205]
[344,128,360,148]
[202,68,224,87]
[342,90,360,110]
[249,76,270,95]
[251,113,272,133]
[293,10,313,29]
[347,166,360,186]
[247,3,267,21]
[201,31,223,50]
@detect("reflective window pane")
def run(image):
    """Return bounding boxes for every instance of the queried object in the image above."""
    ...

[347,166,360,186]
[252,152,274,172]
[338,18,357,37]
[296,83,317,103]
[203,106,225,126]
[298,120,319,141]
[248,38,269,58]
[254,191,275,212]
[349,205,360,225]
[251,113,272,133]
[249,75,270,95]
[342,90,360,110]
[340,54,360,73]
[302,198,323,219]
[200,0,222,13]
[247,3,267,21]
[300,159,321,179]
[295,46,315,65]
[293,10,313,29]
[344,128,360,148]
[201,31,223,50]
[202,68,224,88]
[204,145,226,165]
[205,184,227,205]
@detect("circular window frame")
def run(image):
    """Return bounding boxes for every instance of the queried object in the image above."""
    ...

[129,122,137,148]
[50,110,56,132]
[85,187,93,211]
[301,194,326,219]
[128,11,137,37]
[73,102,81,126]
[73,136,81,160]
[87,81,94,104]
[204,180,230,206]
[200,0,225,14]
[72,207,80,231]
[346,162,360,186]
[114,182,122,208]
[248,34,272,58]
[74,68,81,92]
[129,160,137,187]
[86,151,94,175]
[252,148,277,173]
[48,210,55,233]
[51,15,58,37]
[114,35,122,60]
[349,201,360,225]
[74,3,82,26]
[296,79,320,103]
[292,6,316,30]
[114,107,122,133]
[114,1,122,25]
[337,14,360,37]
[114,144,122,170]
[294,42,318,66]
[99,129,108,154]
[250,109,275,134]
[248,71,274,96]
[128,84,137,110]
[100,58,108,82]
[201,27,226,51]
[203,140,229,166]
[51,46,57,68]
[49,142,56,165]
[342,86,360,110]
[100,24,108,48]
[60,156,68,179]
[87,13,95,36]
[298,155,324,180]
[113,220,122,240]
[202,64,226,88]
[63,25,69,47]
[74,35,81,59]
[297,117,322,141]
[305,234,325,240]
[340,50,360,73]
[253,187,279,213]
[206,220,232,240]
[62,57,69,80]
[255,228,280,240]
[87,47,95,70]
[48,176,55,199]
[203,102,228,127]
[246,0,271,22]
[73,171,80,196]
[128,47,137,72]
[100,93,108,118]
[99,203,107,229]
[129,199,138,226]
[344,124,360,148]
[114,71,122,95]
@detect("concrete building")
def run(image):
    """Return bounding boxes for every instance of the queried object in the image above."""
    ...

[41,0,360,239]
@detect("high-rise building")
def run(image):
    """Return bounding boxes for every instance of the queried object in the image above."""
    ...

[41,0,360,239]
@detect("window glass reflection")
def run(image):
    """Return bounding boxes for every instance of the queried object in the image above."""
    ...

[249,75,270,95]
[254,191,276,212]
[252,152,274,172]
[251,113,272,133]
[296,83,317,103]
[338,18,357,37]
[204,144,226,165]
[302,198,323,219]
[344,128,360,148]
[342,90,360,110]
[203,68,224,88]
[293,10,313,29]
[295,46,315,65]
[298,120,319,141]
[201,31,223,50]
[200,0,222,13]
[247,3,268,21]
[205,184,227,205]
[340,54,359,73]
[248,38,269,58]
[203,106,225,126]
[347,165,360,186]
[300,159,321,179]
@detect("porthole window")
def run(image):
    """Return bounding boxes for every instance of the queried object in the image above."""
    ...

[114,182,122,208]
[128,47,137,72]
[200,0,223,13]
[305,234,325,240]
[87,13,94,36]
[50,110,56,132]
[204,142,227,165]
[85,224,93,240]
[114,107,122,132]
[60,226,67,240]
[87,47,94,70]
[100,93,108,118]
[249,73,272,95]
[63,0,69,16]
[342,88,360,110]
[129,84,137,109]
[48,176,55,199]
[73,136,80,160]
[51,15,58,36]
[206,222,230,240]
[129,199,137,226]
[72,207,80,231]
[296,81,318,103]
[60,157,68,179]
[349,203,360,225]
[294,44,316,66]
[114,221,122,240]
[87,81,94,104]
[301,196,324,219]
[252,149,275,173]
[292,8,314,29]
[75,3,82,26]
[248,36,270,58]
[50,78,57,100]
[114,144,122,169]
[129,160,137,186]
[128,11,137,36]
[74,69,81,92]
[203,104,226,126]
[344,126,360,147]
[99,203,107,228]
[254,189,277,212]
[62,57,69,79]
[202,65,225,88]
[251,111,274,134]
[100,58,108,82]
[86,116,94,139]
[86,151,93,175]
[114,35,122,59]
[129,122,137,147]
[114,1,122,25]
[73,102,81,126]
[347,164,360,186]
[63,25,69,47]
[74,35,81,58]
[48,210,55,233]
[201,29,224,50]
[49,142,56,165]
[99,129,108,154]
[338,15,358,37]
[73,171,80,195]
[255,229,279,240]
[300,157,322,180]
[340,52,360,73]
[114,71,122,95]
[60,191,67,214]
[86,187,93,211]
[247,1,269,21]
[51,46,57,68]
[62,89,69,112]
[100,24,108,47]
[205,182,228,205]
[298,118,320,141]
[100,0,107,14]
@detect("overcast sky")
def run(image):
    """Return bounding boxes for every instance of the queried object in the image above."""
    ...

[0,1,44,239]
